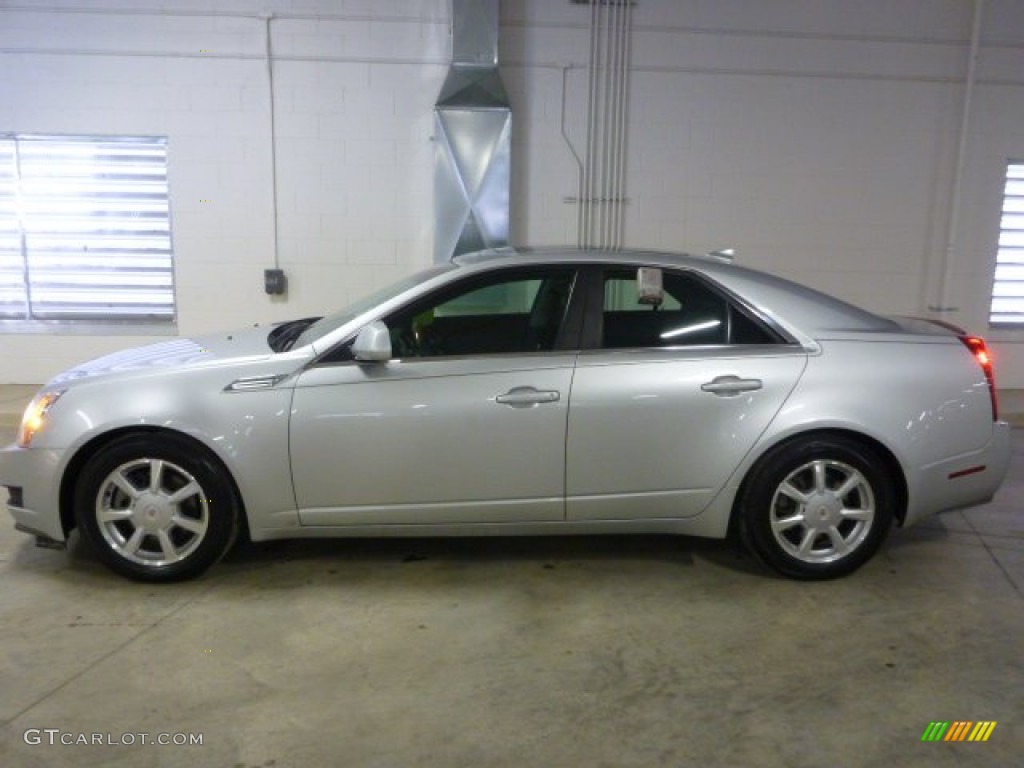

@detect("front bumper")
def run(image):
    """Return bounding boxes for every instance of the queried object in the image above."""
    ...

[0,443,66,542]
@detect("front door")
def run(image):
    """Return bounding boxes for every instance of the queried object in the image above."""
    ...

[290,266,580,526]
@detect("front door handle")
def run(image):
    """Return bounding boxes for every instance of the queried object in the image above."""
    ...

[701,375,763,397]
[495,387,561,408]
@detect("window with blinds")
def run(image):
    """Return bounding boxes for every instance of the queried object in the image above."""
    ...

[0,134,175,329]
[990,161,1024,327]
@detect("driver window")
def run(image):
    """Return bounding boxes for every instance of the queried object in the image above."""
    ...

[385,268,577,358]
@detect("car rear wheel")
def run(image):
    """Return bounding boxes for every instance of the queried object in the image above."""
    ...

[737,435,894,579]
[75,434,238,582]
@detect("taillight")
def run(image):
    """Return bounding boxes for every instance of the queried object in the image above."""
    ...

[960,335,998,421]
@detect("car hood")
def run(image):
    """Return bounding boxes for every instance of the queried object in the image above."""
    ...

[47,326,275,387]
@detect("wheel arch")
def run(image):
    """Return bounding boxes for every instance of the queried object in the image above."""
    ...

[731,427,909,531]
[58,426,248,540]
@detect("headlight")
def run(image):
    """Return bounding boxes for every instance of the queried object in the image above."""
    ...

[17,390,65,448]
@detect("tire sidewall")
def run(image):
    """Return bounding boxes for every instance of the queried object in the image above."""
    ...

[739,436,895,580]
[75,434,238,582]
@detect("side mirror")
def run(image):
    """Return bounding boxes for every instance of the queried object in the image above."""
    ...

[352,321,392,362]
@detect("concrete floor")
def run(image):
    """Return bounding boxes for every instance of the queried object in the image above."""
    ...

[0,426,1022,767]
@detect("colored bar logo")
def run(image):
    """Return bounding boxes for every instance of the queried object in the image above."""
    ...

[921,721,997,742]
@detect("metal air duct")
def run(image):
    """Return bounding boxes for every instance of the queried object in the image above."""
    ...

[434,0,510,262]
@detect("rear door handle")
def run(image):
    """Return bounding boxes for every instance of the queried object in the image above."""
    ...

[701,375,763,397]
[495,387,560,407]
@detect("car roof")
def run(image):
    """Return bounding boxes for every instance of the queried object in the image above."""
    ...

[453,247,898,337]
[454,246,715,270]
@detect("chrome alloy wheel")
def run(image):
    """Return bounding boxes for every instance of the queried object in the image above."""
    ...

[95,458,210,567]
[768,459,875,564]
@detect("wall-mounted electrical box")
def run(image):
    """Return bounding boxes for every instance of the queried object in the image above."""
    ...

[264,268,287,296]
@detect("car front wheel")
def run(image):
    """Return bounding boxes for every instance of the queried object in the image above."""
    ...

[737,435,895,580]
[75,434,239,582]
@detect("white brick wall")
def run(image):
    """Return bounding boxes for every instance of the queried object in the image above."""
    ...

[507,0,1024,386]
[1,0,1024,386]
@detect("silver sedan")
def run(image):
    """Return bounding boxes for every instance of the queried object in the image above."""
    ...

[1,248,1012,581]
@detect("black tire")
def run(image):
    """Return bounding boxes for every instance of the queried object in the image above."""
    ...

[737,435,895,580]
[74,433,239,582]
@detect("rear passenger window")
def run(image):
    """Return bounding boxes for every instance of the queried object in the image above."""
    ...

[600,269,778,348]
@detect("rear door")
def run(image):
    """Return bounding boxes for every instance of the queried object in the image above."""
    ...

[566,266,807,521]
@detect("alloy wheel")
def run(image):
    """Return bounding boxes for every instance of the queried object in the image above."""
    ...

[95,457,210,567]
[768,458,875,564]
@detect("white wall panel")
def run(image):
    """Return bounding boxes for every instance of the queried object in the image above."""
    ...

[1,0,1023,387]
[504,0,1024,386]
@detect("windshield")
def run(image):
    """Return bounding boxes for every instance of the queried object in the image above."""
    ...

[293,263,456,348]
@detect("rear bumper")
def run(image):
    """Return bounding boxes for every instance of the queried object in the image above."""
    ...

[0,443,66,543]
[903,421,1013,526]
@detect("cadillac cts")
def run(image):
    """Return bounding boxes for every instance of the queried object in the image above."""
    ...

[0,248,1012,582]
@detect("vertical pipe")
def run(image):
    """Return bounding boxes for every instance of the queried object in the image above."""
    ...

[263,13,281,271]
[935,0,984,314]
[583,0,599,248]
[598,3,605,248]
[615,0,631,248]
[609,0,625,249]
[597,3,608,247]
[579,0,633,250]
[561,65,585,248]
[607,0,619,249]
[606,0,621,249]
